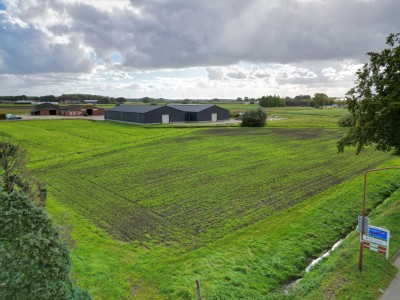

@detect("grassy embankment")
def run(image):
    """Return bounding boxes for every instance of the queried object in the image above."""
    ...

[290,187,400,299]
[1,107,399,299]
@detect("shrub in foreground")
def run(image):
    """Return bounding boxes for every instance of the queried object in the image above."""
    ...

[0,191,91,300]
[241,108,267,127]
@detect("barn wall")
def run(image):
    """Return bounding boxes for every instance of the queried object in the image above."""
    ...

[91,108,105,116]
[197,106,230,121]
[63,109,84,116]
[31,109,61,116]
[105,111,122,121]
[143,106,185,123]
[105,105,229,123]
[121,112,141,123]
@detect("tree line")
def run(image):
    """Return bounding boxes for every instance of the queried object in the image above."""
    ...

[0,94,126,104]
[235,94,341,108]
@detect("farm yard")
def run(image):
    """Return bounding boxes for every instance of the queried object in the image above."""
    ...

[2,107,400,299]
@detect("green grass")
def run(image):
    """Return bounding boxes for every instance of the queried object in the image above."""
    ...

[0,105,32,114]
[2,116,400,299]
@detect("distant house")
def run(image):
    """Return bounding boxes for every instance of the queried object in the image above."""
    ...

[105,104,230,124]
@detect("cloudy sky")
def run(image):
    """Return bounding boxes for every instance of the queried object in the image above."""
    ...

[0,0,399,99]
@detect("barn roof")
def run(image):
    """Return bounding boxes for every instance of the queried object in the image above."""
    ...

[32,103,59,111]
[167,104,214,112]
[60,105,104,111]
[106,105,162,113]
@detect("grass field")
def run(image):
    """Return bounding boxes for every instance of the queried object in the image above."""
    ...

[1,109,399,299]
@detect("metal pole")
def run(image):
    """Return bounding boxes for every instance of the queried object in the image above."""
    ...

[359,172,368,271]
[358,167,400,271]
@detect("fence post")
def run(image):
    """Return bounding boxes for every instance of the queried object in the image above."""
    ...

[196,279,202,300]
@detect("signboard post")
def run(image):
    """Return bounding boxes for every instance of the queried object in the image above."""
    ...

[358,167,400,271]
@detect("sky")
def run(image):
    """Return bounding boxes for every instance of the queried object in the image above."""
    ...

[0,0,399,99]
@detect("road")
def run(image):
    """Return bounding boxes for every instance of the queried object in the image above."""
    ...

[380,255,400,300]
[16,115,105,121]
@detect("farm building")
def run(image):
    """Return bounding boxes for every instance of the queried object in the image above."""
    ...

[31,103,61,116]
[60,105,105,116]
[105,104,230,124]
[168,105,230,122]
[31,104,104,116]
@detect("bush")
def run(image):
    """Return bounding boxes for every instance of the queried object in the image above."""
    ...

[230,111,241,118]
[0,191,91,300]
[0,114,5,120]
[338,113,354,127]
[241,108,267,127]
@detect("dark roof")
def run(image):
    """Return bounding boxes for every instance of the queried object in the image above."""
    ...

[60,105,103,111]
[32,103,59,111]
[106,105,162,113]
[167,104,214,112]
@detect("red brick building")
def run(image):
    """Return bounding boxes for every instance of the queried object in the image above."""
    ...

[60,106,105,116]
[31,104,104,116]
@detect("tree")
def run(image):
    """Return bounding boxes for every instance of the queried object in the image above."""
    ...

[0,134,46,206]
[258,95,286,107]
[142,96,153,103]
[312,93,328,108]
[294,94,311,100]
[338,33,400,155]
[286,95,312,107]
[0,191,91,299]
[241,108,267,127]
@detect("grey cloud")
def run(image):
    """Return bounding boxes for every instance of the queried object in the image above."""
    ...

[1,0,400,75]
[0,10,93,74]
[205,67,225,80]
[225,69,247,79]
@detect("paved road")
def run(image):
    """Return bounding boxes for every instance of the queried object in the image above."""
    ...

[380,255,400,300]
[17,115,105,121]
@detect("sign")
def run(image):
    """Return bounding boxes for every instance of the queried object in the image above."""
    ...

[361,225,390,260]
[363,235,388,247]
[368,226,388,240]
[363,241,387,255]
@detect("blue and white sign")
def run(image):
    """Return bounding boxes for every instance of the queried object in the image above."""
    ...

[361,225,390,260]
[368,226,388,241]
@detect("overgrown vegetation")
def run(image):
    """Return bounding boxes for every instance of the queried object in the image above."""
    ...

[338,113,354,127]
[0,133,46,206]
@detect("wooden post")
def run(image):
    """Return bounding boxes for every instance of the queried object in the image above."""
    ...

[196,279,202,300]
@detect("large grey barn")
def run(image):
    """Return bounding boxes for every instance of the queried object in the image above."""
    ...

[105,104,230,124]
